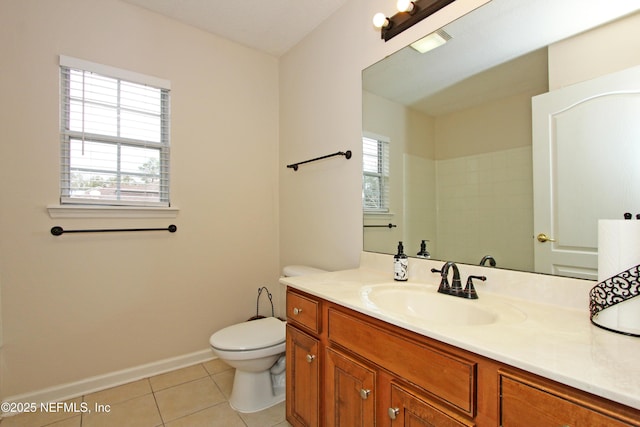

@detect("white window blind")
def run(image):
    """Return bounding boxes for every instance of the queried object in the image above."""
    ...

[362,136,390,212]
[59,56,171,207]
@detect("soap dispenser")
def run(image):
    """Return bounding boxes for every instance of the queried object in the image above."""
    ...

[416,240,431,259]
[394,241,408,281]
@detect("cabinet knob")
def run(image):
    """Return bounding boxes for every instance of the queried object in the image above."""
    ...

[360,388,371,399]
[388,407,400,420]
[293,307,302,315]
[306,354,316,363]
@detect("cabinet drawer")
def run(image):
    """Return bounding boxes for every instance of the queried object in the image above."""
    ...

[500,372,637,427]
[328,308,476,416]
[287,290,321,334]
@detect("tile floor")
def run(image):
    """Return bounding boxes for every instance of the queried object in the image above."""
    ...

[0,359,291,427]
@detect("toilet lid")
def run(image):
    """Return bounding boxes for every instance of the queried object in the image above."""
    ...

[210,317,285,351]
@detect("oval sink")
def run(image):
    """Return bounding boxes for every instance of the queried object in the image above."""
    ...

[361,284,526,326]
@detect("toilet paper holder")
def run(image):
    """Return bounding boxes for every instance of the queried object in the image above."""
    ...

[248,286,277,321]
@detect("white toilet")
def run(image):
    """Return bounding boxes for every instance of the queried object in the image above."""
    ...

[209,265,326,413]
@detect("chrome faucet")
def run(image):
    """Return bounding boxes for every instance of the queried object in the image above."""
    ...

[479,255,496,267]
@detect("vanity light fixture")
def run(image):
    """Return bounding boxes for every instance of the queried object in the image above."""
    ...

[373,0,456,41]
[410,28,451,53]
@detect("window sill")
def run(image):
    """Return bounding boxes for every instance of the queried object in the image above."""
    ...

[363,211,395,218]
[47,205,179,219]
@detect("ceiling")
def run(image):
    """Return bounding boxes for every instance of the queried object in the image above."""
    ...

[121,0,640,102]
[121,0,349,57]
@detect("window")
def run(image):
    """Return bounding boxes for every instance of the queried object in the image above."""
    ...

[59,56,170,207]
[362,135,390,212]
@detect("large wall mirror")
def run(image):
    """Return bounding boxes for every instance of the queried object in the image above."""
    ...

[362,0,640,280]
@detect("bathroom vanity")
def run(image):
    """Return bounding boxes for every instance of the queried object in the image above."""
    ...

[282,254,640,427]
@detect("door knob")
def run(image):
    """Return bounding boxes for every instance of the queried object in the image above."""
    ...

[360,389,371,399]
[293,307,302,315]
[306,354,316,363]
[536,233,556,243]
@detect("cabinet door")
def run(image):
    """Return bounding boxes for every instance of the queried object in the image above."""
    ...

[286,324,320,427]
[388,383,474,427]
[500,374,637,427]
[325,347,376,427]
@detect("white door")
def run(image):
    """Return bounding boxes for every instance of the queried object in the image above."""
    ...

[532,65,640,280]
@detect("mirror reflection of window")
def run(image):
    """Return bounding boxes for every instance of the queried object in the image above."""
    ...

[362,136,390,212]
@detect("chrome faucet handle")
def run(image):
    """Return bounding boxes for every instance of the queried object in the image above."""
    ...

[463,275,486,299]
[431,267,450,294]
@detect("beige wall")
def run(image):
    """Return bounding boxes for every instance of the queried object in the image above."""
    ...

[549,12,640,90]
[278,0,490,270]
[0,0,279,398]
[434,91,537,160]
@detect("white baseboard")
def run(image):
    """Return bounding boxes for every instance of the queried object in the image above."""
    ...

[2,349,215,416]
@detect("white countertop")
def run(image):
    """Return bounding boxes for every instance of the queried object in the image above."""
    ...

[280,254,640,410]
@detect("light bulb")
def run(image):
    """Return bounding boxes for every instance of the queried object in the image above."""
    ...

[372,12,389,29]
[396,0,415,13]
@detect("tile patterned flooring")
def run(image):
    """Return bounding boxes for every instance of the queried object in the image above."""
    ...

[1,359,291,427]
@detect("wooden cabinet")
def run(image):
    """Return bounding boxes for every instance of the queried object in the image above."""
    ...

[286,289,323,426]
[286,287,640,427]
[500,370,640,427]
[286,288,475,426]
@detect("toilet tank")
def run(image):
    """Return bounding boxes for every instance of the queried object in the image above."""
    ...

[282,265,327,277]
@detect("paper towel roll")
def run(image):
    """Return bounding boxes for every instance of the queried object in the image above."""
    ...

[598,220,640,281]
[592,220,640,336]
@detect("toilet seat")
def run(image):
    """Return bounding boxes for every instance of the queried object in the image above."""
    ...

[210,317,285,351]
